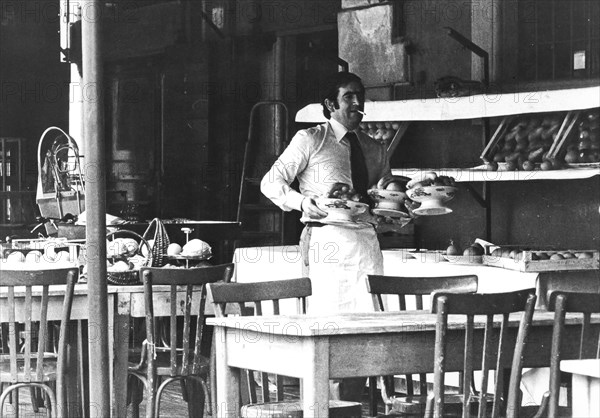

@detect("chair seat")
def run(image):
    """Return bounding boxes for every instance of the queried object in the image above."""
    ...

[241,399,362,417]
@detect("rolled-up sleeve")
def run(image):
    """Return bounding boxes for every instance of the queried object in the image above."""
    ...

[261,131,310,212]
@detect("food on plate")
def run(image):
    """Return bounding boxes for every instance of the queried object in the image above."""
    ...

[324,182,361,201]
[182,239,212,257]
[167,243,183,256]
[385,181,404,191]
[25,250,43,264]
[108,260,131,272]
[107,237,140,258]
[6,251,25,263]
[406,174,456,189]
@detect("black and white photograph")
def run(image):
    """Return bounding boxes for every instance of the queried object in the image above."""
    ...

[1,1,599,417]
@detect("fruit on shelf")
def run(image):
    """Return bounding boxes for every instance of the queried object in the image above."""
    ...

[482,110,600,171]
[358,121,402,147]
[555,109,600,165]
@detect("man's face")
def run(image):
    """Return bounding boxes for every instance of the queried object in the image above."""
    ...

[328,81,365,131]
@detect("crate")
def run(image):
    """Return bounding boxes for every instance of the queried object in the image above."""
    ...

[480,111,570,169]
[482,249,599,272]
[547,108,600,167]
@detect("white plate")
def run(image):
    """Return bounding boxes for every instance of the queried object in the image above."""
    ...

[372,208,410,218]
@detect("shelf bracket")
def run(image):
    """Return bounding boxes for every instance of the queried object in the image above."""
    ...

[464,183,487,208]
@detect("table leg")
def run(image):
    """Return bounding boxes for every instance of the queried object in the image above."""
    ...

[214,326,240,418]
[571,374,600,418]
[111,311,129,417]
[303,338,330,418]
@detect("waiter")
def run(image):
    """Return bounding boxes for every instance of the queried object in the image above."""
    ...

[261,71,407,402]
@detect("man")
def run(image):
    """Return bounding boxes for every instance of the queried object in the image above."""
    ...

[262,71,405,313]
[261,72,406,401]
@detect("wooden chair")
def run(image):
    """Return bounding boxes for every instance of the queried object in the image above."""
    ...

[0,267,78,418]
[207,278,362,417]
[366,275,479,416]
[423,289,537,418]
[127,263,234,418]
[531,291,600,418]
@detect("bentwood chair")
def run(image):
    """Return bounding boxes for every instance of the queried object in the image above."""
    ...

[0,267,78,418]
[366,275,479,416]
[207,278,363,417]
[127,263,234,418]
[397,289,536,418]
[531,291,600,418]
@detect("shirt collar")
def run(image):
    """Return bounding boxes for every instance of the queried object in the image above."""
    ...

[328,118,356,143]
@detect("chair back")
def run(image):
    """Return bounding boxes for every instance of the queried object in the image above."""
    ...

[366,274,478,403]
[207,277,312,404]
[545,291,600,417]
[139,263,234,378]
[0,267,78,416]
[367,274,478,311]
[208,277,312,317]
[428,288,537,418]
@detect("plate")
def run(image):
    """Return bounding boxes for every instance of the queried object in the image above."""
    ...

[443,255,483,264]
[372,208,410,218]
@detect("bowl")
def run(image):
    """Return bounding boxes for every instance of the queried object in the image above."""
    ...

[367,189,409,218]
[315,198,368,222]
[406,186,457,216]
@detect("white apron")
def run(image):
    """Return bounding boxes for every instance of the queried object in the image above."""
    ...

[300,224,383,315]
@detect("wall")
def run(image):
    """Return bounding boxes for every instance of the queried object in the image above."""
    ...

[341,0,600,251]
[1,0,70,189]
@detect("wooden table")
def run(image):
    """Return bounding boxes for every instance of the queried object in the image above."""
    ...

[0,283,209,417]
[560,359,600,418]
[208,311,600,418]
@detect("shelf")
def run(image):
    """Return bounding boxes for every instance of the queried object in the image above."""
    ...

[391,166,600,182]
[295,86,600,123]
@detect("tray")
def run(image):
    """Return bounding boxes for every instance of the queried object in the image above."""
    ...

[482,250,599,272]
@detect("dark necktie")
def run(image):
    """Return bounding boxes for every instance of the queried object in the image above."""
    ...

[345,131,369,199]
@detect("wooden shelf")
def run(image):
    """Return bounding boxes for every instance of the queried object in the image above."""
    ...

[295,86,600,122]
[391,167,600,182]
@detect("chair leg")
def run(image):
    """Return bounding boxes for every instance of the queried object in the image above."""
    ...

[127,374,145,418]
[368,376,378,417]
[0,383,57,418]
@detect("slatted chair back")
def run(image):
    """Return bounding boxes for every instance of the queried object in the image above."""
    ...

[542,291,600,418]
[365,274,478,415]
[0,267,78,418]
[140,263,234,376]
[137,263,234,417]
[427,288,537,418]
[207,278,311,404]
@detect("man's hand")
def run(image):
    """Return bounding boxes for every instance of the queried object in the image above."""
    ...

[376,174,411,190]
[374,215,413,234]
[301,197,328,219]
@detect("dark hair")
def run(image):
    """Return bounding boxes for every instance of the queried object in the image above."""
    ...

[321,72,364,119]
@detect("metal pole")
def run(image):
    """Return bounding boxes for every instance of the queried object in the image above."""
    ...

[81,0,110,416]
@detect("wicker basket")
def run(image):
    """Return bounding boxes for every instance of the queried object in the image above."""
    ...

[142,218,171,267]
[106,230,150,285]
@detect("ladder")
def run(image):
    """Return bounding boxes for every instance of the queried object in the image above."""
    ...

[236,101,289,247]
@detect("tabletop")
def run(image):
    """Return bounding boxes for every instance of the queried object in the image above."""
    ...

[207,309,599,336]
